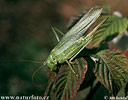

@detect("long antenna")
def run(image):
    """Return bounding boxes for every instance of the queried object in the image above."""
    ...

[32,63,46,87]
[16,59,43,64]
[0,59,42,64]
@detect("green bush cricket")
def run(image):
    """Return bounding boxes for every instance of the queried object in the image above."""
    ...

[38,7,107,76]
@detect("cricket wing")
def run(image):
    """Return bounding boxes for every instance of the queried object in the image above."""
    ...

[61,6,102,42]
[54,6,102,50]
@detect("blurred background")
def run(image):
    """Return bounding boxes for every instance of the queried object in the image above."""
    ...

[0,0,128,99]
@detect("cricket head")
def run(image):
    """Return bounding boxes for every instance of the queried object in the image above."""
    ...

[44,54,57,71]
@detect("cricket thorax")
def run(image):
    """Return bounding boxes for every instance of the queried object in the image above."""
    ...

[45,54,57,69]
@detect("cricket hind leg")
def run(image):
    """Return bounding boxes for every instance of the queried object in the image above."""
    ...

[69,36,93,62]
[69,17,108,62]
[52,27,64,42]
[53,27,64,36]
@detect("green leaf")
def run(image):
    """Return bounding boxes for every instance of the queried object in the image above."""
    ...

[54,57,87,100]
[93,50,128,96]
[116,82,128,98]
[92,15,128,46]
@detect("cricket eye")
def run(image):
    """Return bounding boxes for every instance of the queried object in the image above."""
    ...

[50,61,55,65]
[53,57,55,61]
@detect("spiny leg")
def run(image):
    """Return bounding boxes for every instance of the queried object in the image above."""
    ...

[66,60,78,76]
[53,27,64,36]
[69,18,108,62]
[52,27,64,42]
[69,36,93,62]
[52,27,60,42]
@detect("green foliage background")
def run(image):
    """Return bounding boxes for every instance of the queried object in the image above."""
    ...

[0,0,128,99]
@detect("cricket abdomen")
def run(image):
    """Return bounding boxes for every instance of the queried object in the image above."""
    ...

[52,36,85,63]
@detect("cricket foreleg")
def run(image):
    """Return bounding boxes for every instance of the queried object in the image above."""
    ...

[66,60,77,76]
[52,27,64,42]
